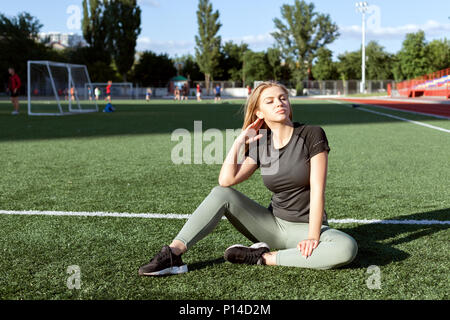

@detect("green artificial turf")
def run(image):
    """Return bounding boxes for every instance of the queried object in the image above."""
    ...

[0,98,448,300]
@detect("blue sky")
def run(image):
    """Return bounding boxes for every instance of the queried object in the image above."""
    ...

[2,0,449,59]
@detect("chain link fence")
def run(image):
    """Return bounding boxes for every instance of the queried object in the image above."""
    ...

[129,79,396,99]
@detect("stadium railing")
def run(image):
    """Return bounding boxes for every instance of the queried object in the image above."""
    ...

[131,80,396,98]
[396,68,450,99]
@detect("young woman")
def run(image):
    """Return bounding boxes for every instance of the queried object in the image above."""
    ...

[139,81,358,276]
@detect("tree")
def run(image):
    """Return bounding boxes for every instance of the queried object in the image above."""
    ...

[242,51,271,86]
[396,30,429,79]
[218,41,249,82]
[266,47,283,81]
[130,51,176,86]
[104,0,141,82]
[0,12,54,91]
[426,39,450,73]
[195,0,222,94]
[65,46,120,82]
[335,41,394,81]
[365,41,394,80]
[272,0,339,84]
[311,47,337,80]
[336,50,361,81]
[81,0,110,63]
[176,54,203,81]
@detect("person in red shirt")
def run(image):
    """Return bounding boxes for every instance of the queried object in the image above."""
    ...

[105,80,112,102]
[8,67,21,115]
[196,83,202,101]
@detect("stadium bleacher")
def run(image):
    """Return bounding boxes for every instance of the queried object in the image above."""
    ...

[396,68,450,99]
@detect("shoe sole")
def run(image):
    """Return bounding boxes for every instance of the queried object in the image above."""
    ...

[225,242,270,251]
[140,264,188,276]
[250,242,270,250]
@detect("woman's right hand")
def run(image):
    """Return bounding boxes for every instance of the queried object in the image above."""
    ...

[236,118,264,146]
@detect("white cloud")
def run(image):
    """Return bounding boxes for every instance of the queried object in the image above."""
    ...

[137,36,195,56]
[224,32,274,45]
[223,32,276,52]
[136,20,450,57]
[340,20,450,40]
[137,32,277,56]
[138,0,160,8]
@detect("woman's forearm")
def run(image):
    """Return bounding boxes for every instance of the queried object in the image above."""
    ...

[308,151,328,240]
[218,140,242,186]
[308,193,324,240]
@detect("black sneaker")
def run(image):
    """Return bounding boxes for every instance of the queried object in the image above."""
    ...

[224,242,270,265]
[139,245,188,276]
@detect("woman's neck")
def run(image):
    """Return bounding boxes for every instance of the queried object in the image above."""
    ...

[268,120,294,149]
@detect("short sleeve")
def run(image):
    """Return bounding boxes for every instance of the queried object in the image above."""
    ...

[244,141,260,167]
[305,126,330,160]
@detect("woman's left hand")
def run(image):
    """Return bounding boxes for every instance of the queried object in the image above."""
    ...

[297,239,319,258]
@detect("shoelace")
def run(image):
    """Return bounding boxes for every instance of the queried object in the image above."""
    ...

[244,248,265,264]
[150,246,173,266]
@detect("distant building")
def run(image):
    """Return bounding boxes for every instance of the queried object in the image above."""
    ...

[38,32,87,50]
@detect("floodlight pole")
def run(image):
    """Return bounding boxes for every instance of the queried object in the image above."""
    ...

[356,2,368,93]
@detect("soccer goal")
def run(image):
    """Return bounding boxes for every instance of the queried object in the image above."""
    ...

[88,82,133,100]
[27,60,98,116]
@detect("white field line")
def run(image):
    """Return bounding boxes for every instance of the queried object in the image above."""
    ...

[0,210,449,225]
[328,98,450,120]
[355,102,450,120]
[328,99,450,133]
[336,96,450,105]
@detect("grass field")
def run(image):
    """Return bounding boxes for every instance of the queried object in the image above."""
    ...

[0,98,449,300]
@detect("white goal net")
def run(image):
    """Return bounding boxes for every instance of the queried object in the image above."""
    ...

[27,60,98,115]
[88,82,133,100]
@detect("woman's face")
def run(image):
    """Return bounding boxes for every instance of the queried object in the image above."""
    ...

[255,86,291,123]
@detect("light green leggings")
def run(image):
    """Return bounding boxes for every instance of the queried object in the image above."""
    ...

[174,186,358,269]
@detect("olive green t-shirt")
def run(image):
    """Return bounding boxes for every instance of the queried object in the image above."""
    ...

[245,122,330,224]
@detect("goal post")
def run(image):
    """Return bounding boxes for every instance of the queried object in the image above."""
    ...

[27,60,98,116]
[88,82,133,100]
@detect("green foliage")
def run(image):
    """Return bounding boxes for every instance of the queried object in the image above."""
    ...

[81,0,111,64]
[266,47,283,81]
[396,30,429,80]
[242,51,271,86]
[336,50,361,81]
[312,47,338,80]
[175,54,204,81]
[272,0,339,82]
[217,41,249,81]
[195,0,222,91]
[426,38,450,73]
[103,0,141,82]
[365,42,395,80]
[81,0,141,82]
[130,51,177,86]
[335,41,395,81]
[295,82,304,96]
[0,12,56,92]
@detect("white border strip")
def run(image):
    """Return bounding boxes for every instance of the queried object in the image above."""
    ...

[346,101,450,119]
[0,210,448,225]
[328,99,450,133]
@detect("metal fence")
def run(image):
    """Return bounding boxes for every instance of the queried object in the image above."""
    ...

[130,80,396,99]
[299,80,395,96]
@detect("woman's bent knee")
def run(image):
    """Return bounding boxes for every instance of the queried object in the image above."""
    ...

[336,235,358,267]
[211,185,236,200]
[212,185,229,193]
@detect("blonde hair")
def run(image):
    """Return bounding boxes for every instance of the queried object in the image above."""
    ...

[241,81,293,155]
